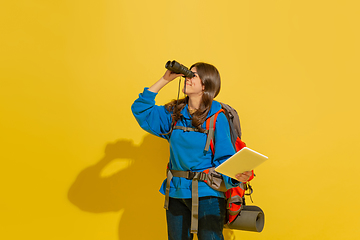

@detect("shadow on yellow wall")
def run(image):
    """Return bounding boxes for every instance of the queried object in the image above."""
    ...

[67,134,236,239]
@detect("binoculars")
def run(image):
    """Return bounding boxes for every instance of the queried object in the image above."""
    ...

[165,60,195,78]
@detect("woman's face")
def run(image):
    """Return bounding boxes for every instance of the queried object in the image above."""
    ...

[183,67,204,96]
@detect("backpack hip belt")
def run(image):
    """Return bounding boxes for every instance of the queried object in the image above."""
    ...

[164,167,232,234]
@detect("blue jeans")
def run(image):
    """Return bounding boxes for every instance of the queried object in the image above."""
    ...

[166,196,226,240]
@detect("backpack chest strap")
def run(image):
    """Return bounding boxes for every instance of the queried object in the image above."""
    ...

[173,125,209,133]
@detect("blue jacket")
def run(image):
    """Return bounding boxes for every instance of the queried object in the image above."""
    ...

[131,88,239,199]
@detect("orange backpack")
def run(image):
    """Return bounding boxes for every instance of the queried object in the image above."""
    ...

[204,104,254,225]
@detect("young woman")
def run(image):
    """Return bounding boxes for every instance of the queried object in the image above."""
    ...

[131,62,252,240]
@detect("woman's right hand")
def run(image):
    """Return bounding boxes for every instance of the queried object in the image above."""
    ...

[149,70,184,93]
[162,70,184,82]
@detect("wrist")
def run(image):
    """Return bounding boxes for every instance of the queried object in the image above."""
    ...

[160,77,170,82]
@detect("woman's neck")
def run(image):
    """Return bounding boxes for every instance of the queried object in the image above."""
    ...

[188,95,202,111]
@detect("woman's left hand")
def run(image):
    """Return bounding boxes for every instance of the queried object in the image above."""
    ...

[235,171,252,182]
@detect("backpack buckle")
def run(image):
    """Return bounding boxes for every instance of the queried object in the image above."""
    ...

[190,172,207,181]
[198,172,208,181]
[186,171,195,180]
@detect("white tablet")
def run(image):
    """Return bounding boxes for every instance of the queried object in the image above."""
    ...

[215,147,268,180]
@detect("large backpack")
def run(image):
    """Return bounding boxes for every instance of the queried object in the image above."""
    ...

[163,103,255,234]
[204,103,255,225]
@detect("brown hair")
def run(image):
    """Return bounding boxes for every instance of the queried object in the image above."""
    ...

[165,62,221,132]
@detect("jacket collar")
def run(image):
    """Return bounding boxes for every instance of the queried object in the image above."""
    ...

[180,100,222,120]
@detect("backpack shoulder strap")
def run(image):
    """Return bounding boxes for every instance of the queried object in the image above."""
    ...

[204,109,225,153]
[204,103,244,153]
[220,103,242,139]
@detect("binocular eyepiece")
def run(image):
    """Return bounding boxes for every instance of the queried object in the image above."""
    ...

[165,60,195,78]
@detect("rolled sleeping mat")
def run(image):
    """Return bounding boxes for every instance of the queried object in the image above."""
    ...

[225,205,264,232]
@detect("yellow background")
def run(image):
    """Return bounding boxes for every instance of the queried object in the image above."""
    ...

[1,0,359,239]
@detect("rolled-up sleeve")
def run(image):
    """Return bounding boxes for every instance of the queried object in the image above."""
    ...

[131,88,172,139]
